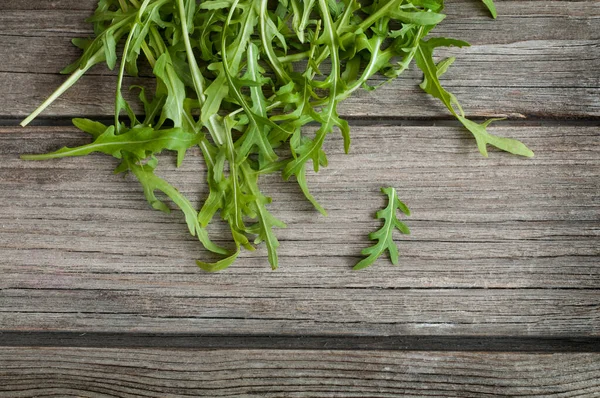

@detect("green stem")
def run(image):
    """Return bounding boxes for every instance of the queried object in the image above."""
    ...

[21,50,104,127]
[221,0,244,233]
[259,0,289,82]
[277,51,310,64]
[118,0,129,12]
[317,0,339,123]
[176,0,206,104]
[141,40,156,67]
[357,0,403,32]
[340,17,389,98]
[115,27,138,130]
[20,13,137,127]
[115,0,153,131]
[175,0,226,147]
[150,26,167,54]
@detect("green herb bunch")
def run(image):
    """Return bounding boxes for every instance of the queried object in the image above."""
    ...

[21,0,532,271]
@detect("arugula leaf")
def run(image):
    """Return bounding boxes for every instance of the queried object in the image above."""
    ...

[458,116,535,158]
[103,33,118,70]
[153,52,187,128]
[354,187,411,271]
[72,118,110,139]
[21,125,200,167]
[390,9,445,26]
[415,37,534,158]
[196,249,240,272]
[119,154,228,256]
[242,163,286,270]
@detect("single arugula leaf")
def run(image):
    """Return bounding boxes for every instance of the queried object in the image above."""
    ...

[119,154,228,256]
[458,116,534,158]
[296,165,327,216]
[242,163,286,270]
[414,37,470,115]
[196,248,240,272]
[415,37,534,157]
[153,52,187,128]
[200,68,229,123]
[197,139,225,228]
[354,187,411,271]
[389,9,445,26]
[21,125,200,167]
[103,33,118,70]
[72,118,110,139]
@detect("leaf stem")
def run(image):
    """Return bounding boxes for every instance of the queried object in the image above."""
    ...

[177,0,206,104]
[20,50,104,127]
[115,20,141,130]
[259,0,289,82]
[118,0,129,12]
[141,40,156,67]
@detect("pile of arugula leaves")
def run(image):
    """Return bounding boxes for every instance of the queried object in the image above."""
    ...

[21,0,533,271]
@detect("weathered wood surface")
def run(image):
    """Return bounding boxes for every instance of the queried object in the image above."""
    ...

[0,1,599,119]
[1,125,598,335]
[1,0,599,393]
[1,348,599,397]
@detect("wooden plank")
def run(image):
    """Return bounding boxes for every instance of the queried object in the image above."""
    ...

[0,0,96,10]
[1,348,599,397]
[2,289,599,335]
[0,1,598,119]
[0,125,598,335]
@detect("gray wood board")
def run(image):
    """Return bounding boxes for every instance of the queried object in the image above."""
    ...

[0,1,598,119]
[1,348,599,397]
[1,125,598,336]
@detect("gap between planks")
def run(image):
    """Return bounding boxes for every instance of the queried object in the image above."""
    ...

[0,333,599,352]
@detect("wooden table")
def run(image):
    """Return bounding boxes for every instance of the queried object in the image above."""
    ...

[1,1,599,396]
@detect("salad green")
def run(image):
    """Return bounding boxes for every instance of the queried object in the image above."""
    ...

[21,0,532,270]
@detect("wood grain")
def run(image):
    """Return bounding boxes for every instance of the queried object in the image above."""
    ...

[1,124,598,336]
[1,0,599,391]
[1,348,599,397]
[0,1,598,119]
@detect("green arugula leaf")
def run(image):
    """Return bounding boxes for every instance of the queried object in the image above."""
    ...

[389,9,445,26]
[120,154,228,256]
[103,33,118,70]
[72,118,110,139]
[196,249,240,272]
[153,52,187,128]
[21,125,200,167]
[415,37,534,157]
[242,163,286,270]
[354,187,411,271]
[457,116,535,158]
